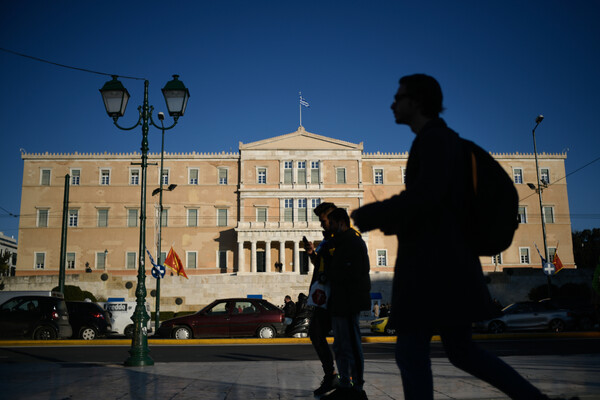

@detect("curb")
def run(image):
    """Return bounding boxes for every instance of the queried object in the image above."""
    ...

[1,332,598,347]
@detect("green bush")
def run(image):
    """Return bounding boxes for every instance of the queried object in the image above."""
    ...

[51,285,97,302]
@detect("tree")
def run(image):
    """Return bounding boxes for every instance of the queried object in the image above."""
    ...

[572,229,600,269]
[0,252,11,276]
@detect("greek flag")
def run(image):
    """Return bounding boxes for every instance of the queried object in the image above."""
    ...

[299,95,310,108]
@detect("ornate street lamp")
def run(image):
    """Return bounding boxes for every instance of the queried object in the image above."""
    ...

[100,74,189,367]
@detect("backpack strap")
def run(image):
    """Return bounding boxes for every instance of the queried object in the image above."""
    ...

[471,150,478,195]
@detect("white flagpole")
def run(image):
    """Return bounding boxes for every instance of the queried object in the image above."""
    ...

[299,92,302,127]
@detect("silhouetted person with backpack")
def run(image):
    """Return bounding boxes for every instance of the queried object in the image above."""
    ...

[351,74,578,400]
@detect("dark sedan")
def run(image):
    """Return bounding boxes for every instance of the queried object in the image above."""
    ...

[157,298,285,339]
[66,301,112,340]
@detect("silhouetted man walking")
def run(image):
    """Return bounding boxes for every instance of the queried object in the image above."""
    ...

[351,74,578,400]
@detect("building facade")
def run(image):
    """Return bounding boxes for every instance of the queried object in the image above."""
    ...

[0,231,17,276]
[17,127,574,281]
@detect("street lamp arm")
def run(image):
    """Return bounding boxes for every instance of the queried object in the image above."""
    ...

[112,106,143,131]
[149,114,179,131]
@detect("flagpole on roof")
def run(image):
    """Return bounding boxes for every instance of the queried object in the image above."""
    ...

[299,92,302,127]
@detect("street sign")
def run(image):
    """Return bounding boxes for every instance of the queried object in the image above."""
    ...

[151,265,166,279]
[543,262,555,276]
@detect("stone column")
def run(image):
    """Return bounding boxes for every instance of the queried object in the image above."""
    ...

[265,241,271,273]
[251,241,257,273]
[293,240,300,274]
[237,241,245,273]
[279,241,286,272]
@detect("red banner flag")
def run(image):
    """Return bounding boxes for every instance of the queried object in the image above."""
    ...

[554,252,565,274]
[164,247,188,279]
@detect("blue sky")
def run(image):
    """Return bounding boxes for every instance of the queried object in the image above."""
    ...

[1,0,599,240]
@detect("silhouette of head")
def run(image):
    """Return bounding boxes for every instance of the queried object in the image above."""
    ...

[398,74,444,118]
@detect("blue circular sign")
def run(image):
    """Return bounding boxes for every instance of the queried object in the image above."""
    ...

[543,262,555,276]
[152,265,166,279]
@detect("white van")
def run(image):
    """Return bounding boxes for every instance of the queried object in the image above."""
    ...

[98,300,152,337]
[0,291,63,305]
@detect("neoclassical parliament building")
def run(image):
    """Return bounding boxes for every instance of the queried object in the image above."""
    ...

[14,126,575,305]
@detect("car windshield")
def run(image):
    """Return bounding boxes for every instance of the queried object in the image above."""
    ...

[258,300,279,311]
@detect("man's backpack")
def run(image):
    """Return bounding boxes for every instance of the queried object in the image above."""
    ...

[462,139,519,256]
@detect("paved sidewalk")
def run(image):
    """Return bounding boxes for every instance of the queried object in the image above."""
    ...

[1,354,599,399]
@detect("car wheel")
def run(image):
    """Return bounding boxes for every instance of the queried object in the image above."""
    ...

[384,326,396,335]
[80,327,97,340]
[33,326,57,340]
[257,325,276,339]
[173,326,192,340]
[549,319,565,332]
[124,324,134,338]
[488,320,506,334]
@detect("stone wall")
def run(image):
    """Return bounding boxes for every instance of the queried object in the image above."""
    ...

[0,268,594,313]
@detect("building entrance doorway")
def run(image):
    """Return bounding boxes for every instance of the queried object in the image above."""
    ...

[257,251,266,273]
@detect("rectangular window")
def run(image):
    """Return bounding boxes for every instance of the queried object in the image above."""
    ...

[189,168,199,185]
[543,206,555,224]
[311,198,321,222]
[518,206,527,224]
[128,209,138,227]
[219,250,227,270]
[130,169,140,185]
[520,248,530,264]
[492,253,502,264]
[96,252,106,270]
[540,168,550,185]
[37,209,49,228]
[311,161,319,183]
[68,209,78,227]
[297,161,306,184]
[548,247,557,263]
[100,169,110,185]
[187,252,197,269]
[513,168,523,184]
[160,209,168,227]
[160,251,167,265]
[377,249,387,266]
[126,252,136,269]
[374,169,384,184]
[35,252,45,269]
[336,168,346,184]
[257,208,267,222]
[67,252,76,269]
[257,168,266,184]
[284,199,293,222]
[161,169,169,185]
[187,209,198,227]
[284,161,293,184]
[97,209,108,227]
[218,168,228,185]
[71,169,80,185]
[298,198,307,222]
[217,209,227,227]
[402,168,407,184]
[41,169,51,186]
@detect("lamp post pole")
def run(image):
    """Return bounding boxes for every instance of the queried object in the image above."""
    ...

[532,115,552,298]
[155,114,165,333]
[100,75,189,367]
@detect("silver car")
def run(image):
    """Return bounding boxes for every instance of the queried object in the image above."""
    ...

[474,301,574,333]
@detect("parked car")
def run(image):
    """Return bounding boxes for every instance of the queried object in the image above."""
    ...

[0,295,72,339]
[370,316,395,335]
[66,301,112,340]
[473,301,574,333]
[97,301,152,337]
[539,298,598,331]
[157,298,285,339]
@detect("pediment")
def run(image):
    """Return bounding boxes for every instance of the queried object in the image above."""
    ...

[239,126,363,151]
